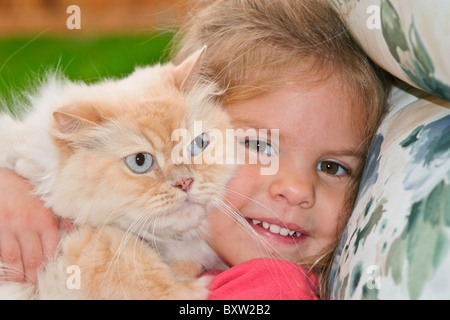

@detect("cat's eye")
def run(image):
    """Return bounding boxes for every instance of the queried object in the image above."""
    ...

[124,152,154,174]
[243,138,275,156]
[317,160,349,176]
[187,133,210,157]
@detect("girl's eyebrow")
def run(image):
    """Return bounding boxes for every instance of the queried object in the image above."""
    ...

[326,149,364,160]
[231,119,281,139]
[231,119,268,130]
[231,120,278,141]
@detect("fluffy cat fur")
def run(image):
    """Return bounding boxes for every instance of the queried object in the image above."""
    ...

[0,48,235,299]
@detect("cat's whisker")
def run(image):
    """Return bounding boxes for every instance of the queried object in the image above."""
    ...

[100,211,151,297]
[0,264,35,283]
[132,216,158,295]
[123,214,156,297]
[221,189,305,257]
[221,188,307,264]
[216,199,308,281]
[224,187,282,220]
[82,207,135,296]
[215,199,285,260]
[225,188,304,248]
[116,214,160,299]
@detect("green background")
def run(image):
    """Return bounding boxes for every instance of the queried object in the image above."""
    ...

[0,32,174,113]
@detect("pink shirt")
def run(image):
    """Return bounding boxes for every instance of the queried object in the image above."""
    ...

[206,259,318,300]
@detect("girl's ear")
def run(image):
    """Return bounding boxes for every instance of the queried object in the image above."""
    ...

[53,104,101,135]
[173,45,207,91]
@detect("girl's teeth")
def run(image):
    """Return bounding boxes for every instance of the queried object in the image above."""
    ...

[250,219,301,237]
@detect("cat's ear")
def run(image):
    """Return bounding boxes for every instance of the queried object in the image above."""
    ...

[173,45,207,91]
[53,104,101,135]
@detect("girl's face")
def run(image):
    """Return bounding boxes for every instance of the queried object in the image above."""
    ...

[207,78,366,267]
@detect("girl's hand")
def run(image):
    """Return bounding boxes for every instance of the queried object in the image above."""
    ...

[0,169,60,283]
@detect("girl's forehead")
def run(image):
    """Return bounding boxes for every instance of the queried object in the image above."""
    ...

[227,80,359,123]
[225,81,366,146]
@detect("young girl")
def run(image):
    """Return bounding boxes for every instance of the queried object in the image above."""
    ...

[0,0,392,299]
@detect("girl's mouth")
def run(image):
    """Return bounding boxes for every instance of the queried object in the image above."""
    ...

[245,218,306,244]
[248,218,302,237]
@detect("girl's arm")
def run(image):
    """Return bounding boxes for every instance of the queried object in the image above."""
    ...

[0,169,60,284]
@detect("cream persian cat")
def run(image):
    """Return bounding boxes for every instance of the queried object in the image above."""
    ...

[0,48,235,299]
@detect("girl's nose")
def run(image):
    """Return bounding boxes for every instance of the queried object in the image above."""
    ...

[268,172,315,208]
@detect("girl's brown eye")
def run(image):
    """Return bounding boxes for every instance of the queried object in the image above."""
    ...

[317,161,348,176]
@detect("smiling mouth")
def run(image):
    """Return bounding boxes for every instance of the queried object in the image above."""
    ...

[247,218,302,238]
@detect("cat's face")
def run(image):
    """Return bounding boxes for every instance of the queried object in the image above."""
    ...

[50,52,235,239]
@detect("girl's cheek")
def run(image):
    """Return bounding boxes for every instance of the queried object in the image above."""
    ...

[319,189,347,237]
[224,164,261,205]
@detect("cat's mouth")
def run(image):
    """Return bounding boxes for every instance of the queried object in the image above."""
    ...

[137,199,207,240]
[171,198,205,218]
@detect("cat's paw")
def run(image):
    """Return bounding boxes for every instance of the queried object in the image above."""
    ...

[186,275,214,300]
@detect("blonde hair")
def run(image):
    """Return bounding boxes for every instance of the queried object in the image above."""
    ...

[172,0,393,299]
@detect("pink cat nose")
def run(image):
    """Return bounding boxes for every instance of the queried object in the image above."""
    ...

[174,177,194,192]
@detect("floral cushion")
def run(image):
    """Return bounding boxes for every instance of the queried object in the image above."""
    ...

[329,0,450,300]
[330,0,450,101]
[329,86,450,299]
